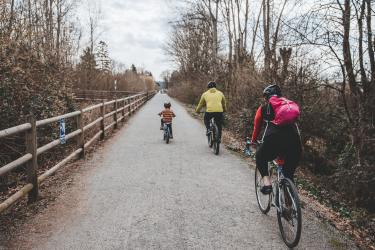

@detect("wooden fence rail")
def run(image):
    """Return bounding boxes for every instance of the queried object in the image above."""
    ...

[73,89,138,101]
[0,91,156,214]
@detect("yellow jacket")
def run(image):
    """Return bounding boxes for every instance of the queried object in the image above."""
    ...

[196,88,227,113]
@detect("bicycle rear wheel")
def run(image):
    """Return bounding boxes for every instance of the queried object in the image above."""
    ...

[165,128,170,144]
[208,131,213,148]
[277,178,302,248]
[213,124,220,155]
[254,166,271,214]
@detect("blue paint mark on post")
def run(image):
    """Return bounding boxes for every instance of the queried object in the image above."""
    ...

[60,118,66,144]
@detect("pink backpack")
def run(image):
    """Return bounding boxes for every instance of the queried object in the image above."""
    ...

[269,96,300,126]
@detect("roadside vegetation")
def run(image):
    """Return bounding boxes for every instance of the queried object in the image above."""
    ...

[165,0,374,246]
[0,1,157,195]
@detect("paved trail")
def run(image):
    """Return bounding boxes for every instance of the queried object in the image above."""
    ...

[26,94,355,249]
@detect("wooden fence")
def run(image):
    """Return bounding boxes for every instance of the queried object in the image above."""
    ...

[0,91,156,214]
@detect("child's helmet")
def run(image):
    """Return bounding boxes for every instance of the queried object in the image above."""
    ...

[164,101,171,108]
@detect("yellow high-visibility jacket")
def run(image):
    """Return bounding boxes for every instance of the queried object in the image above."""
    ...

[196,88,227,113]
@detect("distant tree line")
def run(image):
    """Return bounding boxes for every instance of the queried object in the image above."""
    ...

[0,0,156,130]
[0,0,156,188]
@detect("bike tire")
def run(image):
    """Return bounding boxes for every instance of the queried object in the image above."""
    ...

[213,124,220,155]
[276,178,302,248]
[166,129,170,144]
[254,166,271,214]
[208,133,213,147]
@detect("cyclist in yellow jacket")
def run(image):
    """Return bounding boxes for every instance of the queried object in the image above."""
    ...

[195,81,227,141]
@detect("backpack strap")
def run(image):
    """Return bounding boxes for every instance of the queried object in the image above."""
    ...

[260,121,269,143]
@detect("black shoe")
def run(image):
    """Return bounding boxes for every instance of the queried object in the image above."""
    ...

[260,185,272,195]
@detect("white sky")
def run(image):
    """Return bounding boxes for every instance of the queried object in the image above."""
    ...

[77,0,180,81]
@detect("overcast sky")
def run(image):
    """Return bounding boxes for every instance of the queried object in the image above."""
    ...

[78,0,179,81]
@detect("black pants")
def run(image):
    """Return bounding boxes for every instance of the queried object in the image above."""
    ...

[204,112,223,140]
[161,119,173,135]
[256,129,302,181]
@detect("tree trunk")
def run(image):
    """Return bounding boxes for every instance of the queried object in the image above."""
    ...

[263,0,271,81]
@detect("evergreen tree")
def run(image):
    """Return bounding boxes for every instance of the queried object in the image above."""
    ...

[77,47,98,89]
[131,64,137,73]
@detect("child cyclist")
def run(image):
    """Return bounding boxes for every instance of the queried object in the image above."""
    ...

[158,101,176,138]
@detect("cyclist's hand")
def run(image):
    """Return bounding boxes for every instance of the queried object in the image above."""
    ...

[250,141,257,151]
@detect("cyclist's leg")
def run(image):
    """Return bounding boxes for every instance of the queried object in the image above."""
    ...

[282,132,302,182]
[256,134,280,188]
[204,112,212,134]
[168,124,173,137]
[213,112,224,141]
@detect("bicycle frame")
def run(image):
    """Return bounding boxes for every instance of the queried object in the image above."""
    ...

[269,162,298,219]
[269,162,284,212]
[163,123,171,133]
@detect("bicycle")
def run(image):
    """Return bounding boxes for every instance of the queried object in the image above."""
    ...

[250,141,302,248]
[207,117,220,155]
[162,122,172,144]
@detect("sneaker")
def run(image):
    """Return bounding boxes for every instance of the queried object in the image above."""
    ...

[260,185,272,195]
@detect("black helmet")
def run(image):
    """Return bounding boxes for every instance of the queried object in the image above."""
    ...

[207,81,217,89]
[164,101,171,108]
[263,84,282,100]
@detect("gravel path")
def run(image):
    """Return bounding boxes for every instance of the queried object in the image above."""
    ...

[30,93,356,250]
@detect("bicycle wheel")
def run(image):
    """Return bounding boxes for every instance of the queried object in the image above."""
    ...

[254,166,271,214]
[208,132,213,147]
[166,128,170,144]
[213,124,220,155]
[277,178,302,248]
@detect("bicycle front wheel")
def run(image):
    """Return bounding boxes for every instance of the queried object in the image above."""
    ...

[277,178,302,248]
[254,166,271,214]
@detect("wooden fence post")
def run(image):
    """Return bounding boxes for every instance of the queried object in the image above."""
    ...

[76,110,85,158]
[25,115,38,203]
[128,98,132,116]
[114,98,118,129]
[100,101,105,139]
[121,99,125,122]
[131,97,135,114]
